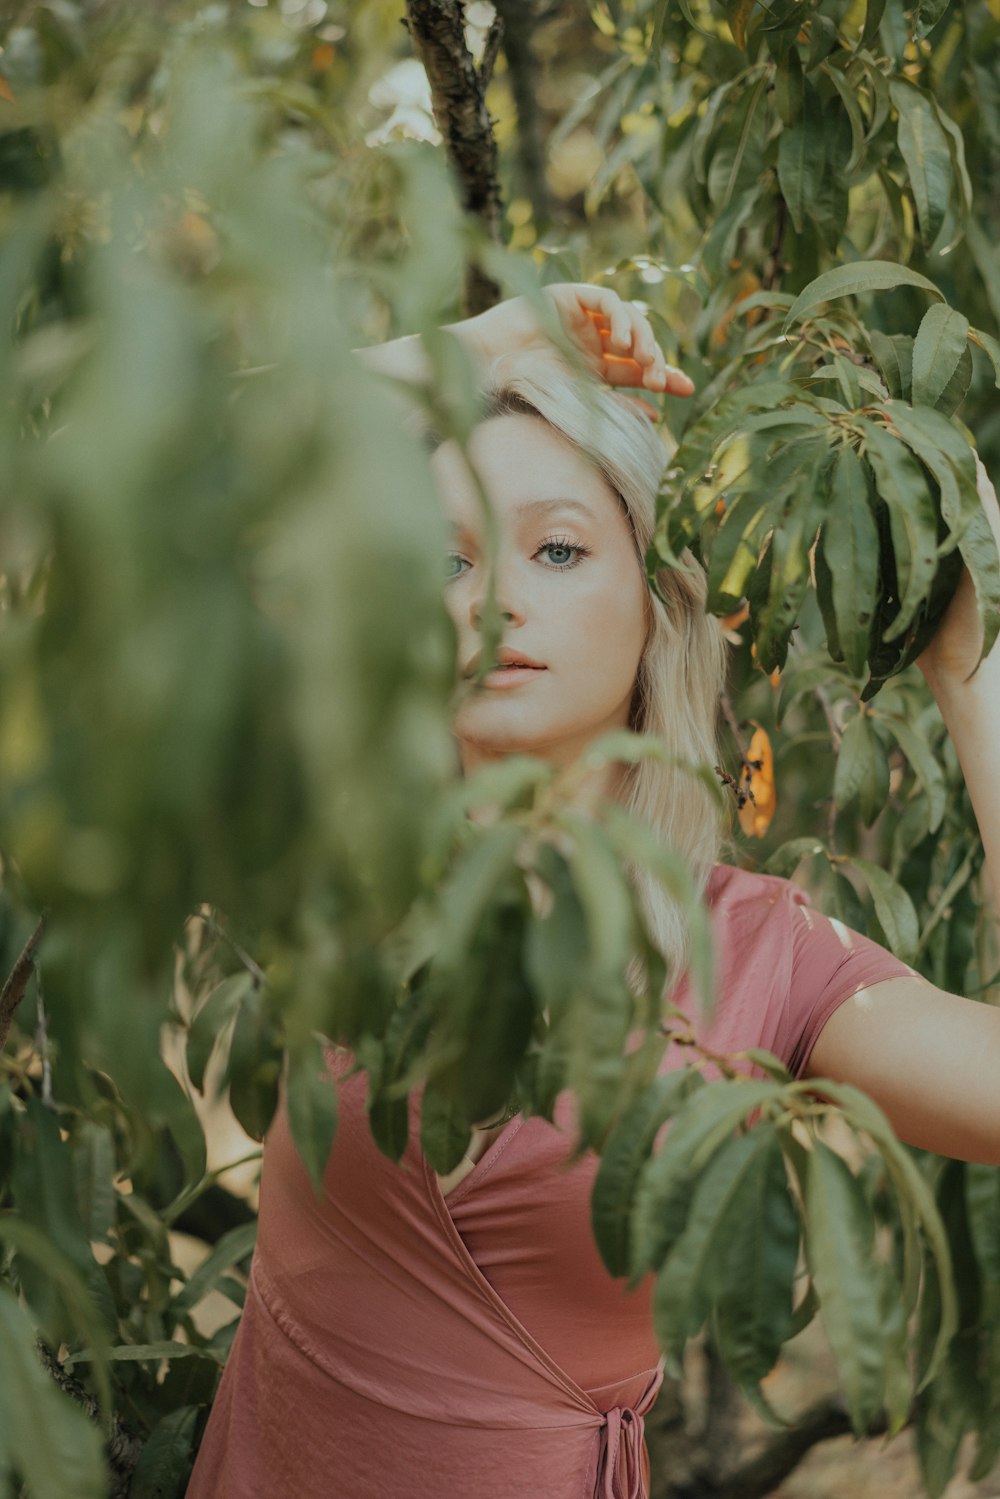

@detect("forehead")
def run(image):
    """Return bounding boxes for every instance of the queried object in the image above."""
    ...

[430,413,621,525]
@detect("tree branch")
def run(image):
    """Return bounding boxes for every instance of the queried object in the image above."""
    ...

[0,915,45,1053]
[710,1397,891,1499]
[35,1338,143,1499]
[403,0,504,315]
[652,1391,895,1499]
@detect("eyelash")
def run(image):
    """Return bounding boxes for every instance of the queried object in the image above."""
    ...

[446,536,593,581]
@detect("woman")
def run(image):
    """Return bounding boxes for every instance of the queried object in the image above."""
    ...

[185,285,1000,1499]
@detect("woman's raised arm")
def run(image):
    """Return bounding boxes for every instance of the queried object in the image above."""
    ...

[353,283,695,395]
[806,454,1000,1167]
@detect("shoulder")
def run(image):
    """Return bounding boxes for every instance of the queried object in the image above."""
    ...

[704,861,811,920]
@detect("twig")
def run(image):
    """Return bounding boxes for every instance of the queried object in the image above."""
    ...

[195,909,268,988]
[761,194,787,293]
[34,970,53,1109]
[813,681,843,751]
[915,844,978,958]
[719,689,753,769]
[0,915,45,1053]
[479,11,505,88]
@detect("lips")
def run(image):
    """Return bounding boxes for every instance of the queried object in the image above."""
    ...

[464,649,546,676]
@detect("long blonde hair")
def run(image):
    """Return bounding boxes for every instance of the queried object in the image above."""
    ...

[469,355,730,993]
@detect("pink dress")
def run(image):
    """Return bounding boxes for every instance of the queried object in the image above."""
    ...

[184,865,914,1498]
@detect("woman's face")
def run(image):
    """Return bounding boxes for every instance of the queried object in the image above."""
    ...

[432,412,650,781]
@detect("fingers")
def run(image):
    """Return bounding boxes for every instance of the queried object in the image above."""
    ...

[591,289,693,394]
[547,283,695,396]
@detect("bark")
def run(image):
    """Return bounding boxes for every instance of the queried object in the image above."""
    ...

[35,1338,143,1499]
[404,0,504,315]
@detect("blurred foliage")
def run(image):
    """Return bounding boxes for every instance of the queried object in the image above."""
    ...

[0,1,999,1496]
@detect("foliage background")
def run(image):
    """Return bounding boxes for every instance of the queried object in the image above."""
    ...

[1,1,999,1496]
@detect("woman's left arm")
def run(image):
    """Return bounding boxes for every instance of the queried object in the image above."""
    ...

[806,453,1000,1166]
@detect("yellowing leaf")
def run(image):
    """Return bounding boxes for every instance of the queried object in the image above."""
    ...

[0,74,15,105]
[738,724,777,838]
[730,0,755,50]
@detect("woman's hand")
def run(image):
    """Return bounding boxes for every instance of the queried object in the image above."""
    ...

[463,283,695,397]
[916,453,1000,696]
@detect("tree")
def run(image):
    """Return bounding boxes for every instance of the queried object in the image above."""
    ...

[0,1,998,1496]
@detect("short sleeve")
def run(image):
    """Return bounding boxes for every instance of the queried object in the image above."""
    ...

[781,890,917,1080]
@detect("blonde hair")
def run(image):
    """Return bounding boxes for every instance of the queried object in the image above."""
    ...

[466,354,730,997]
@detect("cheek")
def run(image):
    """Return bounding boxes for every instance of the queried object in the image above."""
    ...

[573,567,648,650]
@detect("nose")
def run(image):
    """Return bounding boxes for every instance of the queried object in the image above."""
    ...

[472,603,516,627]
[466,545,525,631]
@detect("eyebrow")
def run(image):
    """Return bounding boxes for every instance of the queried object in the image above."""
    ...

[448,497,596,531]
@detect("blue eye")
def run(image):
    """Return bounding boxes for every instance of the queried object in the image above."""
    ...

[444,538,592,580]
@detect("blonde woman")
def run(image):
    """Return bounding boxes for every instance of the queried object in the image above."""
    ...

[185,285,1000,1499]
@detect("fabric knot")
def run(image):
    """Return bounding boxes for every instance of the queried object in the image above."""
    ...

[595,1365,665,1499]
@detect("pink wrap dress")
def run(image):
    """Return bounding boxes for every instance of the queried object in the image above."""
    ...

[185,864,914,1498]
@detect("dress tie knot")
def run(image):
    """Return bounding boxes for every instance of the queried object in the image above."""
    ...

[595,1364,664,1499]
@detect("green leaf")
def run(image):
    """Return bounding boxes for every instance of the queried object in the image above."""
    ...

[868,331,913,402]
[806,1079,957,1393]
[129,1405,200,1499]
[524,845,588,1025]
[913,0,951,38]
[10,1100,117,1348]
[784,261,944,330]
[754,519,812,673]
[556,809,636,980]
[863,421,939,643]
[871,712,946,833]
[888,78,953,249]
[880,401,980,543]
[912,305,971,411]
[706,489,776,611]
[777,88,826,235]
[849,856,919,962]
[833,714,889,826]
[955,505,1000,673]
[774,47,804,126]
[806,365,888,401]
[169,1221,257,1322]
[706,73,769,212]
[970,327,1000,390]
[821,64,867,175]
[591,1069,705,1277]
[186,972,254,1094]
[72,1120,117,1246]
[284,1033,339,1197]
[929,96,973,230]
[822,448,879,676]
[805,1141,886,1434]
[629,1079,784,1286]
[762,837,827,879]
[434,821,525,966]
[601,800,716,1013]
[713,1129,800,1394]
[65,1340,221,1366]
[227,986,284,1143]
[0,1285,105,1499]
[654,1128,795,1375]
